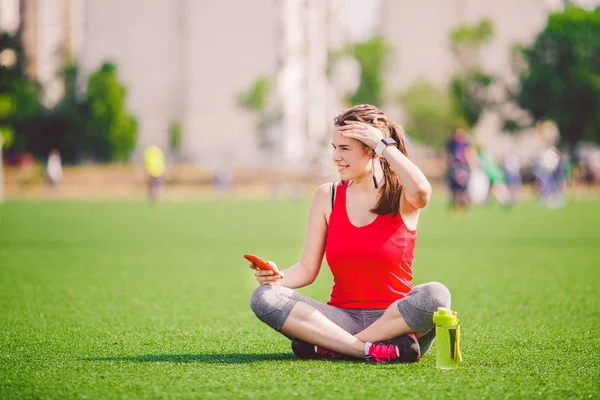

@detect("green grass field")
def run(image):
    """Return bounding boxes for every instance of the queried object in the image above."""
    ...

[1,198,599,399]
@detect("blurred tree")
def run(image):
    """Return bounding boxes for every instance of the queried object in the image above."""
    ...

[344,36,391,107]
[515,6,600,149]
[17,62,90,163]
[0,124,14,149]
[1,31,138,163]
[45,63,87,163]
[0,31,42,152]
[238,77,272,112]
[0,94,15,148]
[85,63,138,161]
[237,76,280,152]
[168,120,182,152]
[449,69,495,129]
[398,80,455,149]
[398,22,493,147]
[449,19,496,129]
[450,19,494,69]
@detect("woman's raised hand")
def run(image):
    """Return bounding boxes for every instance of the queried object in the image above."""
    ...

[337,122,383,149]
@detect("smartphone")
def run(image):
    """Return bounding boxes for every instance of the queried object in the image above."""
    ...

[244,254,281,276]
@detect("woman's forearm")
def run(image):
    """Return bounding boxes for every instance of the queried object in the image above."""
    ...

[381,146,432,208]
[281,262,319,289]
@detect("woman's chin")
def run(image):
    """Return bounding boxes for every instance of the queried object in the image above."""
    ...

[338,171,352,180]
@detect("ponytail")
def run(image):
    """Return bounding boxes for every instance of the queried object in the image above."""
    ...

[371,123,409,217]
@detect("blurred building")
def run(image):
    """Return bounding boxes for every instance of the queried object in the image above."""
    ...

[2,0,599,169]
[0,0,84,106]
[78,0,283,169]
[381,0,566,161]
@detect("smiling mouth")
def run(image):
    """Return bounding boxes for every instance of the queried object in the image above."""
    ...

[337,165,349,172]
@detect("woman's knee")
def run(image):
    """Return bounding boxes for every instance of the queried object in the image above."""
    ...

[249,285,294,321]
[250,285,275,316]
[396,282,451,333]
[416,282,451,311]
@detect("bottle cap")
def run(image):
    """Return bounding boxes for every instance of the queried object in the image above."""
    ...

[432,307,459,325]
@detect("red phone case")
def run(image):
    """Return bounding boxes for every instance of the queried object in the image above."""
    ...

[244,254,280,276]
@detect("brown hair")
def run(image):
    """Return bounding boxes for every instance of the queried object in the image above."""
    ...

[334,104,410,216]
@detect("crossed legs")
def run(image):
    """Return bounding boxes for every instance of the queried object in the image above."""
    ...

[250,282,451,359]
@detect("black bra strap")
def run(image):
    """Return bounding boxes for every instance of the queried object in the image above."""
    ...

[331,181,336,211]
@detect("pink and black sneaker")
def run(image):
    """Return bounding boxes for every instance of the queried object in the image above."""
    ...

[291,339,354,360]
[366,333,421,364]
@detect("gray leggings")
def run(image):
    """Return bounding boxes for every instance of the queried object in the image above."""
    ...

[250,282,451,356]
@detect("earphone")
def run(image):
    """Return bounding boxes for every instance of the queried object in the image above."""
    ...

[372,150,379,189]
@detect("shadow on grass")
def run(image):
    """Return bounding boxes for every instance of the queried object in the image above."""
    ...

[82,353,297,364]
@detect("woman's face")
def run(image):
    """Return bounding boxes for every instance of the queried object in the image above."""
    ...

[331,126,372,180]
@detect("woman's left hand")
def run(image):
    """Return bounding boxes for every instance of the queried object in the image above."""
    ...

[337,122,383,149]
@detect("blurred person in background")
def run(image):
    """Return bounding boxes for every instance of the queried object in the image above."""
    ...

[503,153,522,205]
[476,145,510,207]
[574,149,599,199]
[248,104,450,364]
[17,152,35,188]
[533,146,560,208]
[552,148,571,206]
[45,149,63,191]
[143,145,166,204]
[445,128,472,209]
[213,166,234,195]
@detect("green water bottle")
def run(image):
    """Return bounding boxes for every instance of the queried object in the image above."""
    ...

[432,307,462,369]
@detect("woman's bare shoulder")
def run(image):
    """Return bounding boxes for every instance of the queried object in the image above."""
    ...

[311,182,336,210]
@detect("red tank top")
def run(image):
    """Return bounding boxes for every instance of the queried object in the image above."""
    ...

[325,181,416,309]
